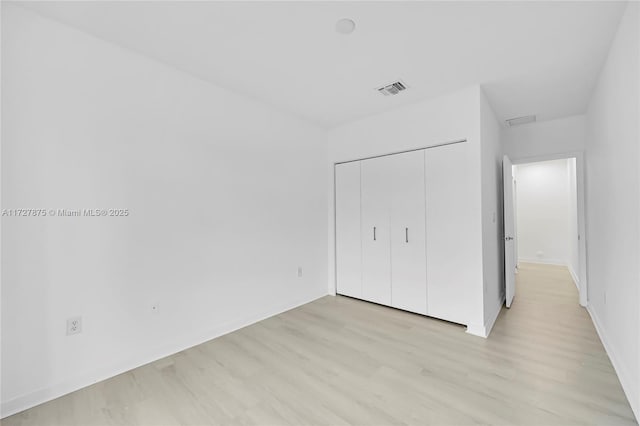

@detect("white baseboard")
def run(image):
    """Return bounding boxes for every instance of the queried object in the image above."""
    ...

[465,323,487,338]
[466,294,505,338]
[518,258,567,266]
[328,281,336,296]
[587,306,639,422]
[1,291,328,419]
[568,265,580,290]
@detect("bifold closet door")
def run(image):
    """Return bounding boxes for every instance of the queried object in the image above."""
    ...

[389,151,427,314]
[335,161,362,298]
[425,142,475,325]
[360,156,392,305]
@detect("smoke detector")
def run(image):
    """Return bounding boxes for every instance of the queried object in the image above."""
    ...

[336,18,356,34]
[506,115,536,126]
[377,80,407,96]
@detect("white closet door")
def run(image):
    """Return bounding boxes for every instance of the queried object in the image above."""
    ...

[425,142,475,325]
[335,161,362,298]
[389,151,427,314]
[361,156,392,305]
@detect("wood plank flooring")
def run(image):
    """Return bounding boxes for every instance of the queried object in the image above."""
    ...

[3,263,637,425]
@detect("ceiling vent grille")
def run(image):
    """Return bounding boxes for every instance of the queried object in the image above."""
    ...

[377,80,407,96]
[506,115,536,126]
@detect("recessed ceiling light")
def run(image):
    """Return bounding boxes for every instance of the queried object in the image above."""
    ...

[336,18,356,35]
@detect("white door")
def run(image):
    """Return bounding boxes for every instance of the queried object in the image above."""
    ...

[335,162,362,298]
[425,142,475,325]
[503,155,516,308]
[389,151,427,314]
[361,156,392,305]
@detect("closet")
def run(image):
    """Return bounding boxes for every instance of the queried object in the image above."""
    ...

[335,141,474,325]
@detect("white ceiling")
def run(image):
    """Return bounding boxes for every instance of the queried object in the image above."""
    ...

[18,1,627,128]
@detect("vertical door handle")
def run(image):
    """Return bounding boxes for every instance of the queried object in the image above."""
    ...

[405,227,408,243]
[373,226,376,241]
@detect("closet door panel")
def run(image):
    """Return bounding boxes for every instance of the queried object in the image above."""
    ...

[425,142,475,325]
[390,151,427,314]
[360,156,392,306]
[335,162,362,298]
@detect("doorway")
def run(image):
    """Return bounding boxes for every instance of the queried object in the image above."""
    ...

[508,154,588,307]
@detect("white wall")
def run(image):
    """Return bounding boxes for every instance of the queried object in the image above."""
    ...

[584,2,639,420]
[514,159,572,266]
[479,90,504,334]
[1,5,328,417]
[327,86,487,334]
[502,114,586,161]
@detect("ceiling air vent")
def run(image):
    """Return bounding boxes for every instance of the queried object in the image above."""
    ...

[506,115,536,127]
[377,80,407,96]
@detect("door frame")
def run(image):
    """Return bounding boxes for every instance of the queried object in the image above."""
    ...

[503,155,516,308]
[510,151,588,307]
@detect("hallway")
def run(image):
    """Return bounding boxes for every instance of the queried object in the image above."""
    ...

[491,263,636,424]
[4,264,637,425]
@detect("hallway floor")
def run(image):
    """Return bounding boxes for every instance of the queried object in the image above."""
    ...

[4,263,637,425]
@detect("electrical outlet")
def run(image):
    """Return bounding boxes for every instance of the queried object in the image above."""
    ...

[66,317,82,335]
[151,302,160,314]
[297,266,303,278]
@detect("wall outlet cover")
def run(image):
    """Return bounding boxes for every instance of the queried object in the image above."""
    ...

[66,317,82,335]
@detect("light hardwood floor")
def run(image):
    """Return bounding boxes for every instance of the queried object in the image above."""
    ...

[3,263,637,425]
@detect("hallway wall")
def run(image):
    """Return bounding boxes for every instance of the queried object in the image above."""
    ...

[502,115,586,161]
[584,2,639,419]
